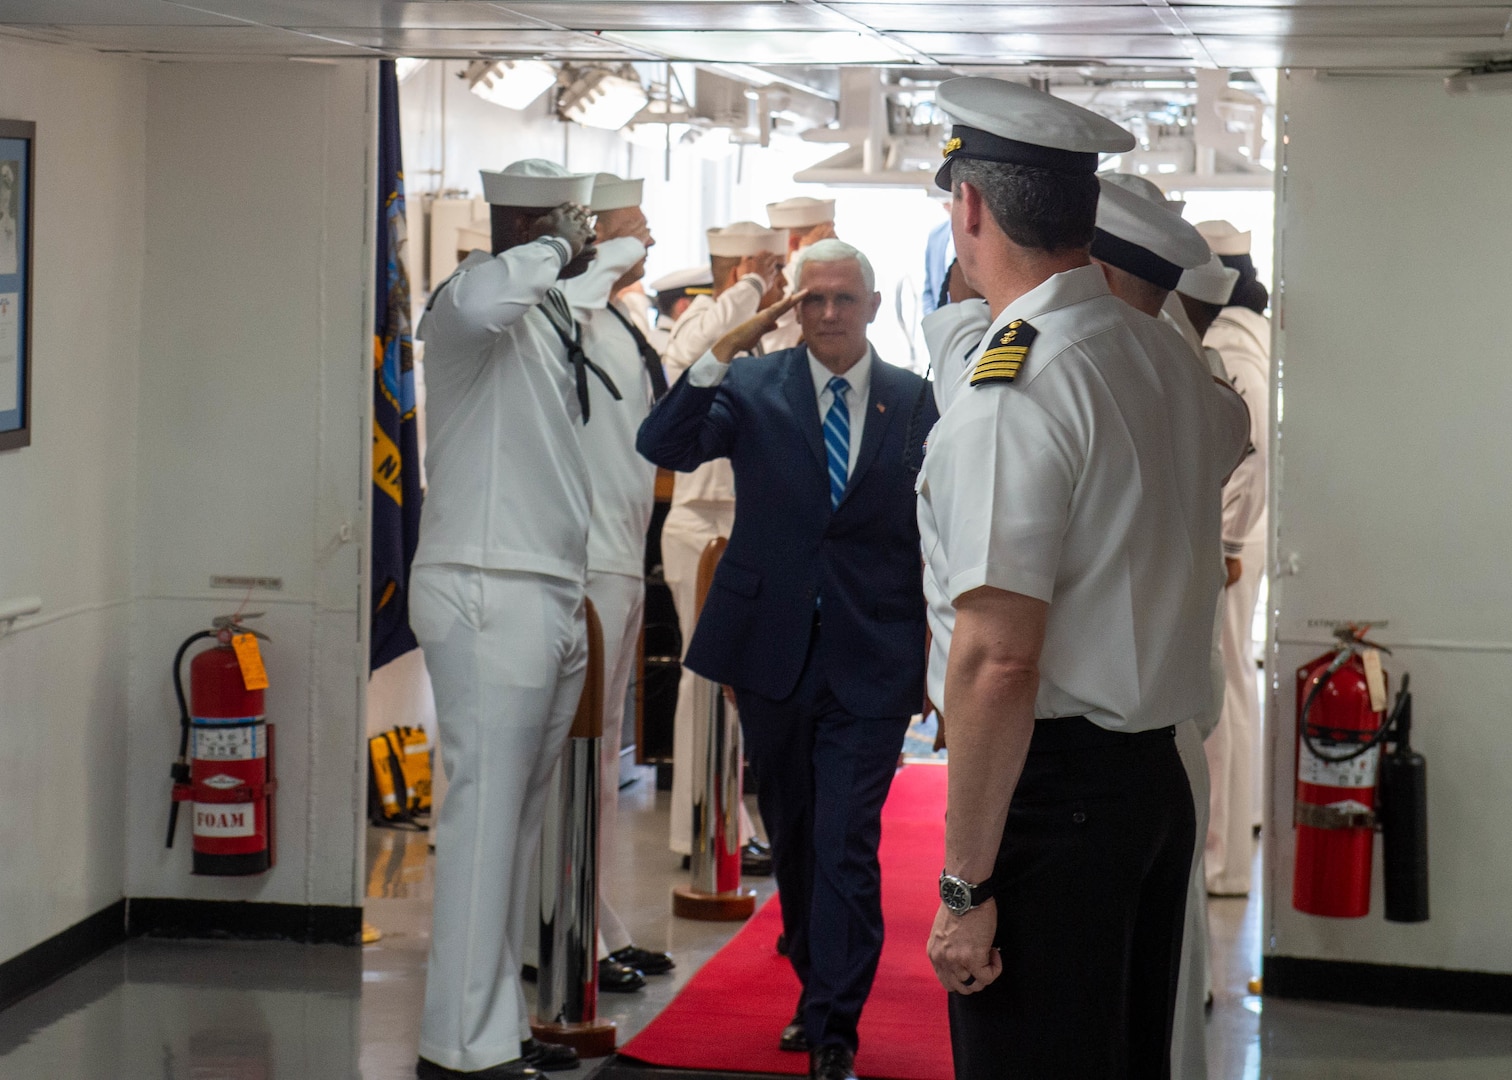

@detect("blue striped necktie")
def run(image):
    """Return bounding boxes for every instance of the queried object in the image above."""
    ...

[824,376,851,509]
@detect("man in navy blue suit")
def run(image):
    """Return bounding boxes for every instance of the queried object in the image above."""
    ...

[638,240,936,1080]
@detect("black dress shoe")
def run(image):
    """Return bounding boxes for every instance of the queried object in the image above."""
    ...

[521,1038,579,1072]
[609,945,675,976]
[741,840,773,877]
[779,1014,809,1053]
[598,957,646,992]
[809,1044,856,1080]
[417,1056,538,1078]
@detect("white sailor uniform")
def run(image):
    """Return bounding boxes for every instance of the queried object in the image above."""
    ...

[561,235,661,955]
[412,236,590,1073]
[659,275,763,856]
[1205,304,1271,893]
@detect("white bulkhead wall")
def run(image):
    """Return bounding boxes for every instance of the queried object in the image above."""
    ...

[1268,70,1512,973]
[124,60,374,910]
[0,35,147,968]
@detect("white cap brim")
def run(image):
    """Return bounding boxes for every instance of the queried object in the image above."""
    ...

[590,174,644,213]
[480,168,594,208]
[1177,254,1241,306]
[1196,219,1252,256]
[707,223,788,258]
[767,197,836,229]
[1095,178,1211,272]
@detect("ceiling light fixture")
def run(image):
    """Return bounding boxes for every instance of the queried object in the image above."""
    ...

[558,67,651,131]
[464,59,558,111]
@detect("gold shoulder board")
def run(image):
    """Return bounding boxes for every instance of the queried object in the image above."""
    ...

[971,319,1039,386]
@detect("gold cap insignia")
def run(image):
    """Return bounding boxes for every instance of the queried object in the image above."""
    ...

[942,137,962,159]
[971,320,1040,387]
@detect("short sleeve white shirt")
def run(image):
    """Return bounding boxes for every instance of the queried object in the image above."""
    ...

[917,264,1249,732]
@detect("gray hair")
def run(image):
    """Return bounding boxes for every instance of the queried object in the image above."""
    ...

[792,237,876,293]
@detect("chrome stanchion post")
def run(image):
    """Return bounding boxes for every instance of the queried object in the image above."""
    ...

[533,601,617,1057]
[673,539,757,921]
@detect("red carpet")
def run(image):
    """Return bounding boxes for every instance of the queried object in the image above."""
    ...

[621,763,952,1079]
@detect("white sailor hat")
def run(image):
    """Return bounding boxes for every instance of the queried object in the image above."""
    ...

[480,158,594,208]
[1196,219,1251,256]
[1090,178,1210,290]
[1177,253,1241,306]
[649,266,714,296]
[934,77,1136,190]
[589,172,644,213]
[766,196,835,229]
[707,221,788,258]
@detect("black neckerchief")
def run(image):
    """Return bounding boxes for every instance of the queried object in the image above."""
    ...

[540,288,621,423]
[604,302,669,401]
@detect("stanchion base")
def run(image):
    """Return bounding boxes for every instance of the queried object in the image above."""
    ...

[672,885,758,921]
[530,1019,617,1059]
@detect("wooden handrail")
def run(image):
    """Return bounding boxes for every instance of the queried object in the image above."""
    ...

[570,599,605,740]
[693,537,728,623]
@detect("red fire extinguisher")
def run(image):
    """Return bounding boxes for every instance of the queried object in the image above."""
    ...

[166,615,277,875]
[1293,624,1427,921]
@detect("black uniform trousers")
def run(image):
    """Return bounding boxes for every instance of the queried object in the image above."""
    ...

[736,623,910,1055]
[949,718,1194,1080]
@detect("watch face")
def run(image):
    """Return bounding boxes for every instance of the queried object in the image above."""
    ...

[940,875,972,915]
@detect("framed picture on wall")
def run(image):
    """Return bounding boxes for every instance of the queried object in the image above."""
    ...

[0,119,33,451]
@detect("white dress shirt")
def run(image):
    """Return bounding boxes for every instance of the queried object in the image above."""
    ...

[808,348,870,479]
[685,345,873,481]
[917,264,1249,732]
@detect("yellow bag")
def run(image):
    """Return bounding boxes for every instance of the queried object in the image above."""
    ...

[367,726,432,826]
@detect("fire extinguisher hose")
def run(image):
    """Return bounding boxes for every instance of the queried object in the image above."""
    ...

[1300,657,1411,765]
[165,629,217,849]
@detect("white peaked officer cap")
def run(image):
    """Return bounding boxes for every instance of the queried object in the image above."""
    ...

[707,221,788,258]
[934,77,1136,190]
[766,196,836,229]
[480,158,594,208]
[1196,219,1252,256]
[1102,170,1187,218]
[589,172,644,213]
[649,266,714,293]
[1091,178,1211,291]
[1177,253,1241,306]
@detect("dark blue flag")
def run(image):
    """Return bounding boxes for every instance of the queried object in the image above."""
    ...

[371,60,422,671]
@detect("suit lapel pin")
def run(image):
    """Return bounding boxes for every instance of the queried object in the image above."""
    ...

[876,402,886,414]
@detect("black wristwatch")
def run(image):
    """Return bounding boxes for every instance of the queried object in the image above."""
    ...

[939,871,994,916]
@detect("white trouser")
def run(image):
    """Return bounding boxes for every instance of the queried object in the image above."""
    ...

[660,501,754,856]
[1171,718,1211,1080]
[589,570,644,955]
[1206,549,1263,895]
[412,565,586,1073]
[521,569,644,964]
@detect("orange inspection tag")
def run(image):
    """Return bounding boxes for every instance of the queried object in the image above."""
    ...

[1362,648,1387,713]
[231,633,270,691]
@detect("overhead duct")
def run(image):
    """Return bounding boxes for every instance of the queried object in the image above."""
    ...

[792,68,941,189]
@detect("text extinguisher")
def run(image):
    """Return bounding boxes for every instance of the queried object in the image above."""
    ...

[1293,624,1428,922]
[165,615,278,875]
